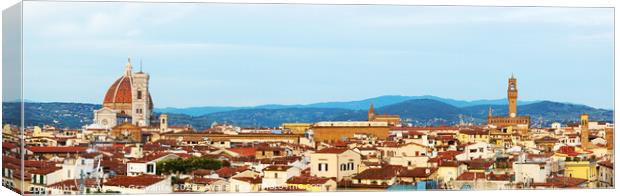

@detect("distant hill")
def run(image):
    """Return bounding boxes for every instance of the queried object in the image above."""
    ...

[2,102,100,129]
[3,98,612,130]
[377,99,463,125]
[155,95,539,116]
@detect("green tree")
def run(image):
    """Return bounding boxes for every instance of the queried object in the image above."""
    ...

[156,157,222,175]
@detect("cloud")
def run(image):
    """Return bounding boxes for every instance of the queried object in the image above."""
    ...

[27,2,196,39]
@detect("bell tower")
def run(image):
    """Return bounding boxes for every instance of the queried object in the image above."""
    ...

[368,103,375,121]
[580,113,590,149]
[131,59,152,126]
[507,74,518,117]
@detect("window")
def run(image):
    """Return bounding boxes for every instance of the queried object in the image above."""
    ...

[340,164,346,171]
[348,162,354,170]
[147,164,155,173]
[274,173,278,178]
[318,164,323,171]
[137,91,143,99]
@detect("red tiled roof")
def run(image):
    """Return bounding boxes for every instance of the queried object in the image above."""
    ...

[535,136,559,143]
[315,147,348,154]
[49,179,99,191]
[532,176,587,188]
[263,165,292,172]
[101,160,127,175]
[598,160,613,169]
[487,172,512,181]
[556,146,579,156]
[216,166,248,178]
[456,172,486,181]
[30,167,62,175]
[187,177,221,184]
[381,141,400,147]
[231,177,262,184]
[103,175,165,187]
[460,159,493,170]
[286,176,333,185]
[24,160,56,168]
[437,150,462,159]
[258,156,302,165]
[192,169,214,176]
[28,146,88,153]
[227,147,257,157]
[2,142,18,149]
[103,76,133,104]
[264,187,306,192]
[352,167,403,180]
[398,167,437,178]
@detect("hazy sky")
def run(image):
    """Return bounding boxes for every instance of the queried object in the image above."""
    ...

[22,2,614,109]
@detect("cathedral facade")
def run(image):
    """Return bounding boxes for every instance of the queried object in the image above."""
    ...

[92,59,154,128]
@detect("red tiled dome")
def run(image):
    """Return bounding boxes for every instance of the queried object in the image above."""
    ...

[103,76,133,104]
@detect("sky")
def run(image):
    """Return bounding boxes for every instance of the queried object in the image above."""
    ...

[20,2,614,109]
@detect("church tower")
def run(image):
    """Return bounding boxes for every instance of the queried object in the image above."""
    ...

[131,60,152,127]
[368,103,375,121]
[507,74,518,117]
[580,113,590,149]
[159,114,168,131]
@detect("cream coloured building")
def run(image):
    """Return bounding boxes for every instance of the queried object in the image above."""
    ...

[310,148,361,181]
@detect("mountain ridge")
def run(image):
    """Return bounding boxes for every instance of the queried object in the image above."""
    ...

[155,95,542,116]
[3,97,612,130]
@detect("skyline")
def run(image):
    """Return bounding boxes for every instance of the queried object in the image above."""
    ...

[19,2,614,109]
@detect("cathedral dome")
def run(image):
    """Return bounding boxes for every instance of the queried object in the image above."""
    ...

[103,75,133,104]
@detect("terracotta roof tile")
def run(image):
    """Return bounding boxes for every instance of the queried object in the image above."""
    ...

[286,176,333,185]
[103,175,165,187]
[103,76,133,104]
[315,147,348,154]
[398,167,437,178]
[28,146,88,153]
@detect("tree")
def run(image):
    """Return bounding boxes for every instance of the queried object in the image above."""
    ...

[156,157,222,175]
